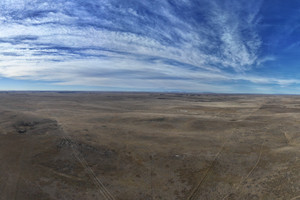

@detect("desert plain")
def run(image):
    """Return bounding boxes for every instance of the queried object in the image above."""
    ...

[0,92,299,200]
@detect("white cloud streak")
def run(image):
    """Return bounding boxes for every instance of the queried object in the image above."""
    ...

[0,0,297,91]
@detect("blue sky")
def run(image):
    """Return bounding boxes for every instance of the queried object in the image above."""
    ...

[0,0,300,93]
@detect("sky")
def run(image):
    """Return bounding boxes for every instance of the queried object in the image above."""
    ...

[0,0,300,93]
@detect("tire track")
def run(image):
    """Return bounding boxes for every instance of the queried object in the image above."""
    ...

[222,140,265,200]
[187,99,268,200]
[61,132,115,200]
[187,141,227,200]
[44,105,115,200]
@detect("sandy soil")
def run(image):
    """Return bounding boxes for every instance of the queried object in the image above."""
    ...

[0,92,299,199]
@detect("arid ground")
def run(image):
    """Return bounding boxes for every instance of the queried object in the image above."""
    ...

[0,92,299,200]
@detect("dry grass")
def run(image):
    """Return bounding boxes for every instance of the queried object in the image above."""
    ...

[0,92,299,199]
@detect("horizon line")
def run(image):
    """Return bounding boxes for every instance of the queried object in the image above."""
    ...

[0,90,299,96]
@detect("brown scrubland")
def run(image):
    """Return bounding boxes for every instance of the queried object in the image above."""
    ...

[0,92,299,199]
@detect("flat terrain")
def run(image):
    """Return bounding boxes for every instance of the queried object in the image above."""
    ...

[0,92,299,200]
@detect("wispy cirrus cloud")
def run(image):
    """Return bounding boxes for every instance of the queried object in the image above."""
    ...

[0,0,297,92]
